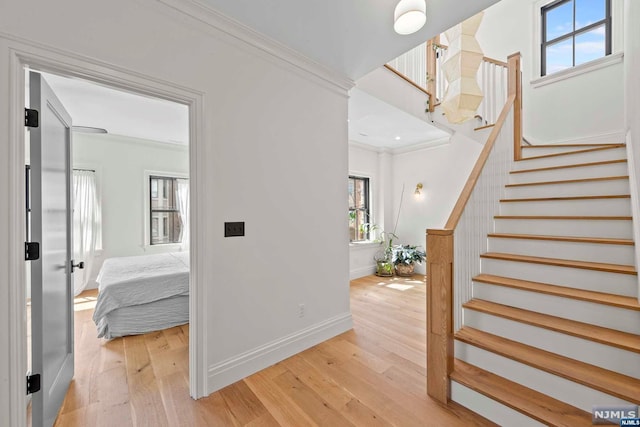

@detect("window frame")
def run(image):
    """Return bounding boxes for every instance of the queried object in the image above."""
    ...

[348,175,371,243]
[540,0,612,77]
[149,175,185,246]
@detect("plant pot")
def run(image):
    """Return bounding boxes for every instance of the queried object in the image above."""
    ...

[375,260,394,277]
[394,263,415,277]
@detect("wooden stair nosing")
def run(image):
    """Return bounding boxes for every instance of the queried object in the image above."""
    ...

[494,215,632,220]
[521,143,624,148]
[486,233,634,245]
[480,252,637,275]
[462,299,640,354]
[500,194,630,202]
[455,327,640,404]
[451,359,593,427]
[473,273,640,311]
[505,175,629,188]
[517,145,625,162]
[510,159,627,175]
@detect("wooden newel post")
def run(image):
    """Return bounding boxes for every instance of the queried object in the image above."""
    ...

[508,52,522,161]
[426,228,454,404]
[426,36,439,113]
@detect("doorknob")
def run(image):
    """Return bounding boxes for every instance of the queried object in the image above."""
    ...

[71,260,84,273]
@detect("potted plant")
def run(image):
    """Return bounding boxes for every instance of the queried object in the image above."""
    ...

[372,229,397,277]
[392,245,426,277]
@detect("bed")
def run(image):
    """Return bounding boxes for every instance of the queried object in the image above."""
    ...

[93,251,189,339]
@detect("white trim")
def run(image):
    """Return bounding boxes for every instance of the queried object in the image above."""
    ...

[155,0,354,94]
[207,313,353,393]
[523,129,625,146]
[348,136,451,155]
[350,265,377,280]
[623,131,640,302]
[531,52,624,88]
[2,35,209,427]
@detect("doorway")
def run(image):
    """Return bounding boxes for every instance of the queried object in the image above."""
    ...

[8,46,207,427]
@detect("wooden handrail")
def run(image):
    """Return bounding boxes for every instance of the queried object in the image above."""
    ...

[426,52,522,405]
[483,56,508,68]
[383,64,433,99]
[444,94,516,230]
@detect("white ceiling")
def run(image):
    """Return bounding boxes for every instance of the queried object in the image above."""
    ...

[196,0,500,80]
[349,88,448,149]
[41,72,189,145]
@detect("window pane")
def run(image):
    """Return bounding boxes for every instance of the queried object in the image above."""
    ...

[545,0,573,41]
[575,0,606,30]
[354,179,366,209]
[356,210,367,240]
[151,211,182,244]
[151,177,177,209]
[545,37,574,74]
[349,211,356,241]
[575,24,606,65]
[348,180,355,209]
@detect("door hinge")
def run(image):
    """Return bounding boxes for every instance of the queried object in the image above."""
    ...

[25,108,39,128]
[26,373,41,395]
[25,242,40,261]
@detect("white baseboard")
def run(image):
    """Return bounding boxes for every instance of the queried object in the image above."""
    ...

[350,265,376,280]
[524,130,625,146]
[207,312,353,393]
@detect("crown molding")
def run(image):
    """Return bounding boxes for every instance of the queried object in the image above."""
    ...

[348,137,452,155]
[155,0,354,94]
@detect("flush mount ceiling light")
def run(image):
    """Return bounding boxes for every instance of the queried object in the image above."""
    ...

[394,0,426,35]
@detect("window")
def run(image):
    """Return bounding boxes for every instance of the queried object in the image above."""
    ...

[541,0,611,76]
[348,176,370,242]
[149,176,186,245]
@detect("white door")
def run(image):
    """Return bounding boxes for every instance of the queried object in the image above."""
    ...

[29,71,75,427]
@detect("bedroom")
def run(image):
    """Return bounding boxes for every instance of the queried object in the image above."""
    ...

[25,70,191,423]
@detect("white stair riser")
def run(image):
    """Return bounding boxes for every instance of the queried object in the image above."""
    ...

[451,381,545,427]
[473,282,640,334]
[509,162,629,184]
[521,145,623,157]
[455,341,635,412]
[505,179,629,199]
[480,258,637,297]
[499,198,631,216]
[513,148,628,170]
[463,310,640,379]
[487,237,635,265]
[493,218,634,239]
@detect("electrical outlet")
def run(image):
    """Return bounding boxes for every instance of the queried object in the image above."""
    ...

[224,221,245,237]
[298,304,305,318]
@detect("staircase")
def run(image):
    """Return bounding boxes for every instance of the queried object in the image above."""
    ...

[449,143,640,426]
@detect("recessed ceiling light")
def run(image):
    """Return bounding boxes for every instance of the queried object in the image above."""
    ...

[395,136,401,140]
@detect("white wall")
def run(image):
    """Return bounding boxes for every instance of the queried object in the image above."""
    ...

[0,0,353,417]
[474,0,625,145]
[391,134,483,274]
[73,133,190,288]
[348,135,483,278]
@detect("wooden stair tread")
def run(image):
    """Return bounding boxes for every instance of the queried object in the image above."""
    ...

[463,299,640,353]
[521,143,623,148]
[505,175,629,188]
[517,145,625,161]
[451,359,593,427]
[473,273,640,311]
[495,215,632,220]
[510,159,627,175]
[500,194,630,202]
[480,252,637,275]
[455,327,640,404]
[487,233,634,245]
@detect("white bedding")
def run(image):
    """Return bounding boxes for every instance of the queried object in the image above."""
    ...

[93,252,189,339]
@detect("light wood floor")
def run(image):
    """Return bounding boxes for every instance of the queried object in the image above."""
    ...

[53,275,494,427]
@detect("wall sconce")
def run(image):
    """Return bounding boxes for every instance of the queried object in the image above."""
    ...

[414,182,423,197]
[394,0,427,35]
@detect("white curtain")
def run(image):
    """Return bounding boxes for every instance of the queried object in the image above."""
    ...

[73,170,100,296]
[176,179,189,251]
